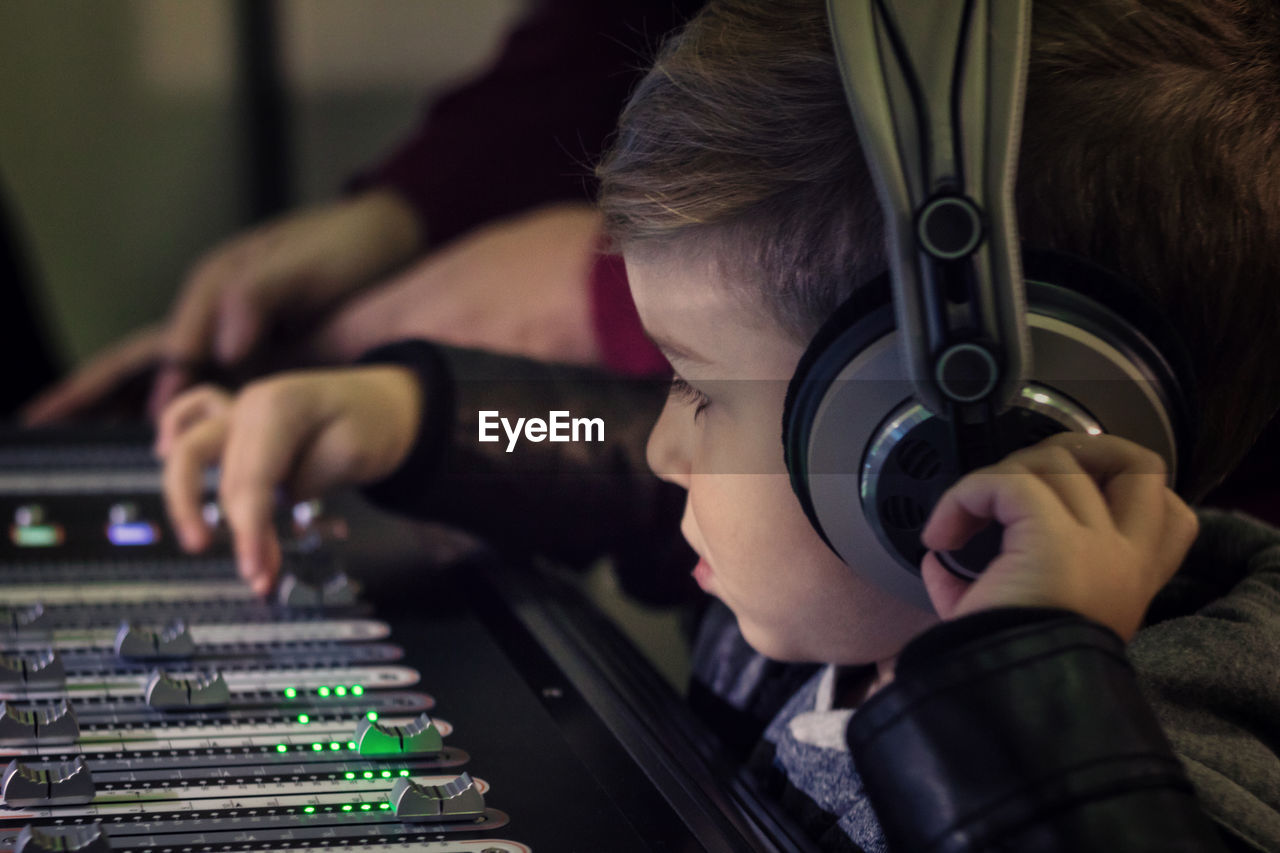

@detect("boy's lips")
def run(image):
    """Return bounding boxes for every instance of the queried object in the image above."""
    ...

[692,557,714,591]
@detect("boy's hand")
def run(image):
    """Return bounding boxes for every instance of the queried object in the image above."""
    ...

[919,433,1199,641]
[155,366,423,597]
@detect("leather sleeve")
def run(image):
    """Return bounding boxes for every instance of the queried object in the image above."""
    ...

[847,608,1234,852]
[359,339,697,605]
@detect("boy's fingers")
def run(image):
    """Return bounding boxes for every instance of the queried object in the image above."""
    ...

[218,383,327,592]
[1153,489,1199,582]
[162,414,229,553]
[1000,442,1112,529]
[156,385,231,457]
[921,464,1063,551]
[920,551,970,618]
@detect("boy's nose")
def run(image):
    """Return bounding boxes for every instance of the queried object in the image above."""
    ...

[646,399,691,488]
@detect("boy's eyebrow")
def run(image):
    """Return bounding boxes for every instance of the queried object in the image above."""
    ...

[646,332,712,366]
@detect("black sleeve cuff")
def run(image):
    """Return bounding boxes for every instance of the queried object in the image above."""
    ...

[356,339,456,509]
[850,609,1229,853]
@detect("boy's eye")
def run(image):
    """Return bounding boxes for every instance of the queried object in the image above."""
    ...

[669,375,711,419]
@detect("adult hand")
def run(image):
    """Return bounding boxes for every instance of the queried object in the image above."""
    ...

[310,202,603,366]
[148,190,422,417]
[155,366,423,596]
[919,432,1200,641]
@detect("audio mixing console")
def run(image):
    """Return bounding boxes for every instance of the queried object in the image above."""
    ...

[0,429,811,852]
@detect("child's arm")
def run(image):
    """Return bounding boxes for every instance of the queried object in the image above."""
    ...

[849,434,1237,852]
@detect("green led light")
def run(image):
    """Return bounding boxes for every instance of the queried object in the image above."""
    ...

[362,771,374,779]
[284,687,297,699]
[351,685,364,696]
[297,714,310,724]
[399,770,410,777]
[379,803,390,811]
[13,525,62,548]
[380,770,391,778]
[317,686,331,698]
[303,806,315,814]
[344,772,355,780]
[360,803,372,811]
[329,742,341,750]
[335,686,348,697]
[311,742,323,751]
[365,711,378,721]
[347,740,357,749]
[342,804,353,812]
[275,744,288,753]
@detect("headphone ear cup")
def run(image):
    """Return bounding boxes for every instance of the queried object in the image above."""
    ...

[783,272,894,550]
[783,248,1197,603]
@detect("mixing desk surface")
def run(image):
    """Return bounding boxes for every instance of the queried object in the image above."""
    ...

[0,429,812,852]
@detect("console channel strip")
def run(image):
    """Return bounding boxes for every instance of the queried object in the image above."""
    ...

[0,430,813,852]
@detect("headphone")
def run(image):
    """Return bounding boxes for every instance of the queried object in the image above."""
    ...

[782,0,1199,609]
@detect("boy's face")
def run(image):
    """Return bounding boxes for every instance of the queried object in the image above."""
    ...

[627,252,937,664]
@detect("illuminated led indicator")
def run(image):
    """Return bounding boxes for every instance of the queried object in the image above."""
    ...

[275,744,288,753]
[365,711,378,721]
[312,743,323,751]
[380,771,391,778]
[347,741,357,749]
[303,806,315,814]
[342,804,353,812]
[399,770,410,777]
[362,771,373,779]
[284,687,297,699]
[107,522,159,546]
[12,525,63,548]
[344,772,355,780]
[351,685,364,696]
[335,686,348,697]
[360,803,372,811]
[329,742,341,750]
[297,714,310,724]
[318,686,331,698]
[379,803,390,810]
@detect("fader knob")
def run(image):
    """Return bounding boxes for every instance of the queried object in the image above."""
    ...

[15,822,110,853]
[114,621,195,660]
[1,756,94,807]
[355,712,443,756]
[144,669,229,709]
[4,603,50,633]
[0,651,65,689]
[277,570,359,609]
[0,699,79,746]
[388,772,484,822]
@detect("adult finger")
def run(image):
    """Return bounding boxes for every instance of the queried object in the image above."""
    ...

[162,414,229,553]
[22,325,165,426]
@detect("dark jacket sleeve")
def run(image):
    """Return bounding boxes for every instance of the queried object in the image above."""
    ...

[357,338,697,605]
[847,608,1236,852]
[347,0,704,249]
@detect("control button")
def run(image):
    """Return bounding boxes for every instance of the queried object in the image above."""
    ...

[0,651,66,689]
[355,712,442,756]
[0,699,80,746]
[389,772,484,822]
[144,669,229,709]
[4,603,50,633]
[105,502,159,547]
[15,822,110,853]
[11,505,63,548]
[1,756,94,807]
[114,620,195,660]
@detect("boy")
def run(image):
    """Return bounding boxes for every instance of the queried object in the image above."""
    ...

[159,0,1280,849]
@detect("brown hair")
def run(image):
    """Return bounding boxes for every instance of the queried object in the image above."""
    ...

[597,0,1280,501]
